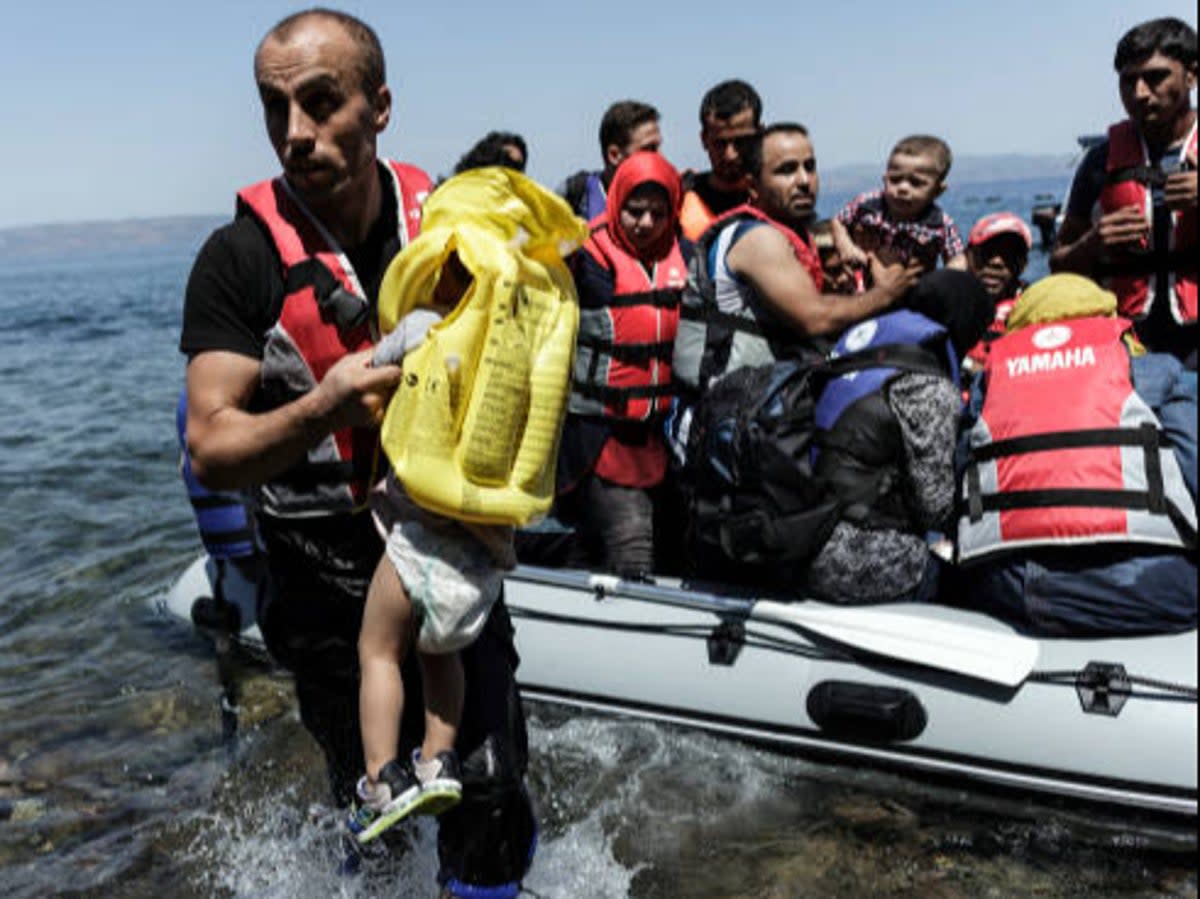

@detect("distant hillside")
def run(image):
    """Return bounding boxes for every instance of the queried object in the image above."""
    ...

[0,214,224,262]
[0,153,1079,259]
[820,153,1077,195]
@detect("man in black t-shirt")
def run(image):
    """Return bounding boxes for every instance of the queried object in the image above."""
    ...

[1051,17,1197,364]
[179,10,535,895]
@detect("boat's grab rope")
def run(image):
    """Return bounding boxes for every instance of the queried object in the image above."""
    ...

[1028,669,1198,699]
[509,605,847,661]
[514,605,1199,698]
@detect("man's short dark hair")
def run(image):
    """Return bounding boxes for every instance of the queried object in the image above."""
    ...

[454,131,528,174]
[699,79,763,127]
[260,8,386,98]
[743,122,808,178]
[1114,17,1198,70]
[891,134,953,179]
[598,100,660,155]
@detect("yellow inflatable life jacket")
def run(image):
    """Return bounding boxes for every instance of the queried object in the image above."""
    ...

[377,167,588,525]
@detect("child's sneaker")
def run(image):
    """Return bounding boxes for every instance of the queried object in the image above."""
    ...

[346,758,420,844]
[346,754,462,845]
[412,748,463,802]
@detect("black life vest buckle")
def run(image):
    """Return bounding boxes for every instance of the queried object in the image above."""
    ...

[318,285,370,333]
[286,258,371,334]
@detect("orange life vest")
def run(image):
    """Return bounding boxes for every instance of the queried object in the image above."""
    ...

[965,294,1019,371]
[680,189,716,242]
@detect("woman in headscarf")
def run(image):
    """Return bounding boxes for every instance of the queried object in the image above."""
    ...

[557,151,688,577]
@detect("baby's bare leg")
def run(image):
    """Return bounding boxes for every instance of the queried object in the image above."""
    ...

[418,650,464,761]
[358,556,415,782]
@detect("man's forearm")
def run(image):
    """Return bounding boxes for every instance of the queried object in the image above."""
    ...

[801,284,898,337]
[186,347,398,491]
[1049,217,1100,274]
[187,388,338,491]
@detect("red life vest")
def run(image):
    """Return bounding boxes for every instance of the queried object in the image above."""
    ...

[238,160,432,518]
[958,315,1196,561]
[674,205,824,391]
[1098,119,1197,323]
[571,223,686,421]
[965,294,1018,371]
[724,204,824,291]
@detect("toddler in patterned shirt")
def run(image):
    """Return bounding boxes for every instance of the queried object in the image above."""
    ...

[831,135,968,281]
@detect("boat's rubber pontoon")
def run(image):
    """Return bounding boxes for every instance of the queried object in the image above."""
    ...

[161,556,1198,817]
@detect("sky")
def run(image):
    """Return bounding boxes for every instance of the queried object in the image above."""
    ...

[1,0,1196,229]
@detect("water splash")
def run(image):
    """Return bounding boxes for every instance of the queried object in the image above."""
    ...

[183,795,440,898]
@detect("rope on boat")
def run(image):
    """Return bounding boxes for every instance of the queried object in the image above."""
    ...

[512,607,1198,698]
[1028,669,1198,699]
[508,605,849,662]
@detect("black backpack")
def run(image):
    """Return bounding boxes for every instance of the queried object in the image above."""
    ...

[561,170,591,219]
[684,346,944,586]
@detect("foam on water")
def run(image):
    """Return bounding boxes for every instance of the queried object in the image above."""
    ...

[521,708,798,897]
[172,708,812,898]
[525,812,641,898]
[183,795,439,898]
[520,706,1199,897]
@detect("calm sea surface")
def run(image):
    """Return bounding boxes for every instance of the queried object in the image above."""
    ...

[1,178,1196,898]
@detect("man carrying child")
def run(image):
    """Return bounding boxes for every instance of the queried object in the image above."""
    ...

[179,10,537,896]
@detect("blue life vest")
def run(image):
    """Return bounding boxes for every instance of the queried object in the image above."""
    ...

[812,310,958,526]
[583,173,608,222]
[817,310,958,432]
[176,392,259,560]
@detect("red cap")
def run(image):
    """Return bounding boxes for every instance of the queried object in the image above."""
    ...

[968,212,1032,249]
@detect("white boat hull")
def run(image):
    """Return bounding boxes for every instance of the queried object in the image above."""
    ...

[160,555,1198,817]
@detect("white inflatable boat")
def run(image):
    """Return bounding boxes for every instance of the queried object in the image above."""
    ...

[160,555,1198,818]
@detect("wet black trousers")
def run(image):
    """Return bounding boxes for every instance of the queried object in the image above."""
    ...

[257,511,536,889]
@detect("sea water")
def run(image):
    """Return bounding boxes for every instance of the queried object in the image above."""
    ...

[0,180,1195,898]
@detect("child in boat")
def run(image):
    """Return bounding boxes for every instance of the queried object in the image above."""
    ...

[808,219,858,295]
[963,211,1033,373]
[831,135,967,280]
[348,251,517,845]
